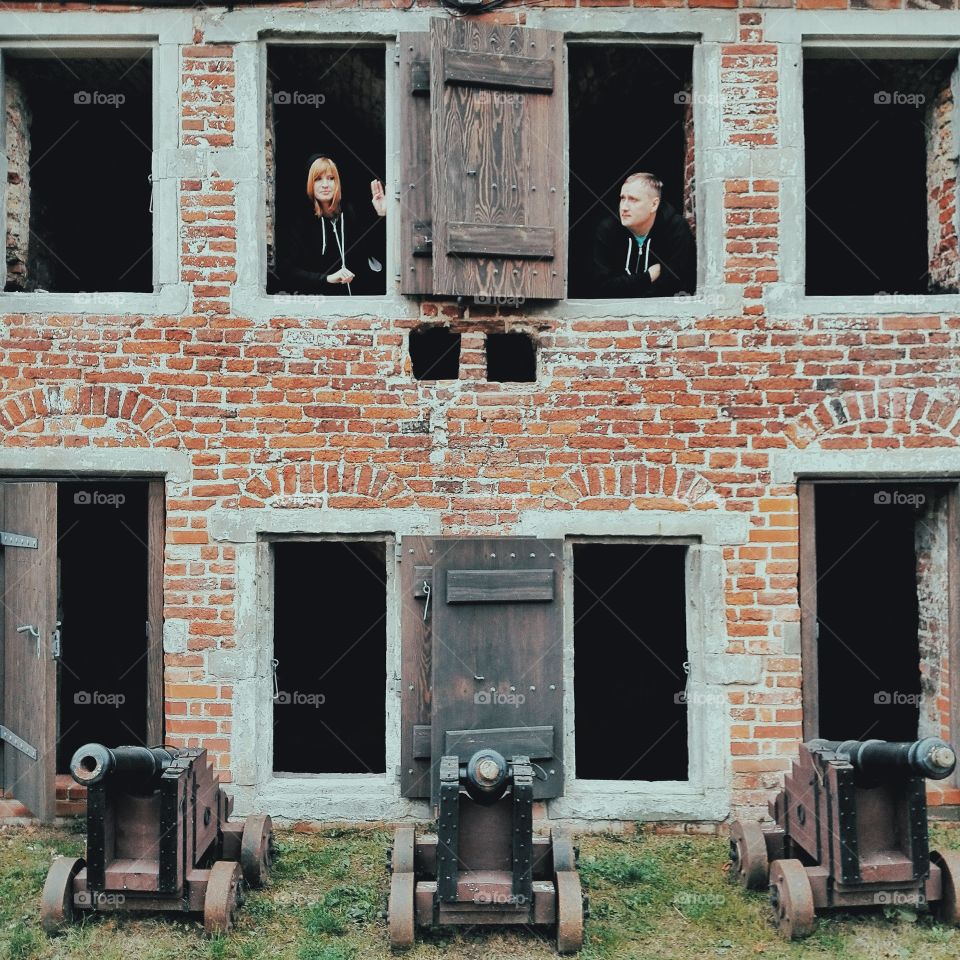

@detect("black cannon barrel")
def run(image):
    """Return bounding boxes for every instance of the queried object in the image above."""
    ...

[810,737,957,781]
[70,743,179,787]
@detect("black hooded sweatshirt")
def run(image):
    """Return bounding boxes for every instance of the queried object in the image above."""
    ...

[287,199,386,296]
[590,200,696,298]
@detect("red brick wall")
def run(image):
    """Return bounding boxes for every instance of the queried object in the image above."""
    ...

[3,7,960,820]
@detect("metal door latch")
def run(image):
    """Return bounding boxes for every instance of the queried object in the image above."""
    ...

[271,658,280,700]
[422,581,432,623]
[51,621,62,660]
[16,624,41,659]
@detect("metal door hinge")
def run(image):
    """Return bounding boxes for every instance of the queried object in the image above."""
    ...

[0,724,38,761]
[1,531,38,549]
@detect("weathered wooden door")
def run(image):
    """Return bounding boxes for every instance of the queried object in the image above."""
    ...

[399,537,564,805]
[0,483,58,821]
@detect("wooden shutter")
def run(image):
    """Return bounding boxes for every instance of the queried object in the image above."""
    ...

[399,33,434,296]
[399,536,435,797]
[430,19,566,300]
[429,537,564,804]
[1,483,57,822]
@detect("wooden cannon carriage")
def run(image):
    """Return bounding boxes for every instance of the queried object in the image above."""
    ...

[388,537,585,953]
[41,743,273,934]
[728,737,960,938]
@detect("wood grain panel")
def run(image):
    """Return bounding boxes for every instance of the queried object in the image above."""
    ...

[400,537,435,798]
[431,19,565,300]
[399,33,434,295]
[430,538,564,804]
[2,482,57,821]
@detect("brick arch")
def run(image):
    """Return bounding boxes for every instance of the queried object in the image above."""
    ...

[238,461,412,508]
[783,389,960,450]
[0,385,180,447]
[548,463,721,511]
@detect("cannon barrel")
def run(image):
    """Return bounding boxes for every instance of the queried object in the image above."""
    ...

[69,743,179,788]
[809,737,957,781]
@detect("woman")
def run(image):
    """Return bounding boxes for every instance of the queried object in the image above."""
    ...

[291,155,386,296]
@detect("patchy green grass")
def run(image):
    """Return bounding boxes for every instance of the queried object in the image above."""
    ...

[3,821,960,958]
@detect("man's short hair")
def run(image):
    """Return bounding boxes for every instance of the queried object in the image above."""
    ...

[623,172,663,198]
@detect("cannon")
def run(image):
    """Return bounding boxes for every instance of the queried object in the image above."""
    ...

[728,737,960,939]
[389,537,585,952]
[41,743,274,935]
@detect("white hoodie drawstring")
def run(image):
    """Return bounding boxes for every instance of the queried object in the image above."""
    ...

[625,236,652,276]
[321,211,352,296]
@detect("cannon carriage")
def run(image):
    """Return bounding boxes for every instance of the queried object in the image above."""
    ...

[41,743,273,935]
[728,737,960,938]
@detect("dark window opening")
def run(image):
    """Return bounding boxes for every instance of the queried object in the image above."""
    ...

[804,56,957,296]
[4,55,153,293]
[410,327,461,380]
[574,543,688,781]
[486,332,536,383]
[56,481,149,771]
[273,541,386,774]
[813,483,951,741]
[568,45,696,299]
[266,46,386,297]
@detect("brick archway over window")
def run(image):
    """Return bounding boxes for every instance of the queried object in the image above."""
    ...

[238,461,412,509]
[0,385,181,448]
[783,389,960,450]
[548,463,721,511]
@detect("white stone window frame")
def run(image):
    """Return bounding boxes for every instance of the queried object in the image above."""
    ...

[208,507,442,822]
[209,9,738,323]
[764,10,960,319]
[514,512,750,824]
[0,12,191,314]
[211,507,748,823]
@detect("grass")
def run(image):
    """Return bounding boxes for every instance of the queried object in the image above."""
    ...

[4,821,960,958]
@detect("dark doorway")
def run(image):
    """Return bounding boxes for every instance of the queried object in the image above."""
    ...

[567,44,694,298]
[273,540,386,774]
[4,55,153,293]
[811,483,949,742]
[266,46,386,296]
[573,543,688,780]
[803,57,953,296]
[56,481,150,771]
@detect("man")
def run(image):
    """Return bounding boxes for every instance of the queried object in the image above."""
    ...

[590,172,696,298]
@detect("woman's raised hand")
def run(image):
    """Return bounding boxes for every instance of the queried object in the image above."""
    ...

[371,179,387,218]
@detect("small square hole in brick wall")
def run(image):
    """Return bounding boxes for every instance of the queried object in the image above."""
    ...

[266,45,386,297]
[273,540,386,774]
[410,327,461,380]
[573,543,688,781]
[4,54,153,293]
[486,332,536,383]
[810,483,952,742]
[804,55,958,296]
[567,44,696,299]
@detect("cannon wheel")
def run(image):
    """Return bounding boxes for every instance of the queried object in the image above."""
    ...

[769,859,815,940]
[729,820,769,890]
[204,860,243,935]
[551,829,578,873]
[388,827,416,949]
[40,856,84,935]
[932,850,960,925]
[556,869,585,954]
[241,814,274,888]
